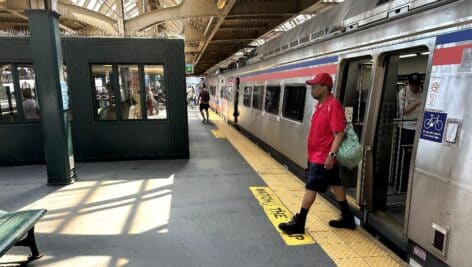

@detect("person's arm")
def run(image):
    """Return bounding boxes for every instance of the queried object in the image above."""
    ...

[404,100,421,115]
[399,89,420,116]
[325,132,345,170]
[325,102,346,170]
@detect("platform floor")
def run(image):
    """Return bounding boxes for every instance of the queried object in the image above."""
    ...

[0,110,404,267]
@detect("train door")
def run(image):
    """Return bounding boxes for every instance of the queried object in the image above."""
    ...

[368,47,429,234]
[338,56,373,207]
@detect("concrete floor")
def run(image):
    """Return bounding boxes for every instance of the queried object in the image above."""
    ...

[0,111,335,267]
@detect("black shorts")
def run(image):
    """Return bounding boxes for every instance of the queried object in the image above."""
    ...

[199,103,209,111]
[305,163,343,193]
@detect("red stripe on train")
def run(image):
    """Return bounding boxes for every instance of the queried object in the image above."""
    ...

[433,44,472,66]
[240,64,337,83]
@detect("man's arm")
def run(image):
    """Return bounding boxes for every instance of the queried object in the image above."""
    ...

[403,100,421,115]
[325,131,345,169]
[399,89,420,116]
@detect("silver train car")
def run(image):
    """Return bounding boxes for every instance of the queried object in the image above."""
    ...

[206,0,472,266]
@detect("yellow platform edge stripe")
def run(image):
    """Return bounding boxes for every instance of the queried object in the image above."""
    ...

[250,186,315,246]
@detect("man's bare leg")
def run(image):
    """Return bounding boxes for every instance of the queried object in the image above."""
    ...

[205,109,209,122]
[301,189,317,209]
[200,110,206,122]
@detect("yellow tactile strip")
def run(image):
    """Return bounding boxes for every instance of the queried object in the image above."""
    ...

[209,112,405,267]
[211,129,225,138]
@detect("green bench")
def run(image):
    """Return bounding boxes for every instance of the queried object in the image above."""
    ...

[0,209,47,261]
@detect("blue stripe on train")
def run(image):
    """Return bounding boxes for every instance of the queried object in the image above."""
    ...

[436,28,472,45]
[240,56,338,78]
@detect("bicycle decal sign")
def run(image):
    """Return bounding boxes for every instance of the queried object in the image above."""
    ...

[420,111,447,143]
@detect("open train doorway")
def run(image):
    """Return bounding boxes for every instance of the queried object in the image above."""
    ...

[370,47,429,238]
[338,56,373,205]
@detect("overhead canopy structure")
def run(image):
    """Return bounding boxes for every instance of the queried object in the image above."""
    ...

[0,0,343,74]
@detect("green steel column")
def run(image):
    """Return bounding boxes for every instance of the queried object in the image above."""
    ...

[27,9,75,185]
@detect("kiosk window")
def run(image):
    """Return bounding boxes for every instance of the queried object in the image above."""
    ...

[283,85,306,122]
[18,65,39,121]
[118,65,141,120]
[252,85,264,110]
[91,64,117,120]
[144,65,166,120]
[243,86,252,107]
[265,86,280,115]
[0,64,16,122]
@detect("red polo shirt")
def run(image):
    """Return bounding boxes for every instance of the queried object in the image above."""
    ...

[308,95,346,164]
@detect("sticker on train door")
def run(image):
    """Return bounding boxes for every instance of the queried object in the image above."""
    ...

[420,111,447,143]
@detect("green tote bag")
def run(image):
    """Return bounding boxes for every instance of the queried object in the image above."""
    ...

[337,123,363,168]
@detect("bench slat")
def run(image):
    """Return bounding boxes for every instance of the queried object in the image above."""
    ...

[0,210,46,257]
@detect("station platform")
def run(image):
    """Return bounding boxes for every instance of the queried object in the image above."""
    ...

[0,110,403,267]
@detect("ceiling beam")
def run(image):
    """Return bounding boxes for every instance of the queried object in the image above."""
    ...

[193,0,237,67]
[125,0,222,33]
[58,2,117,33]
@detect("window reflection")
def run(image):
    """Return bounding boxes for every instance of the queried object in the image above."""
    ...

[91,64,117,120]
[144,65,166,119]
[118,65,142,120]
[0,64,16,122]
[18,65,40,121]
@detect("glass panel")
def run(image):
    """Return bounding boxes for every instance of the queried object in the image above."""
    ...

[252,85,264,110]
[91,64,117,120]
[265,86,281,115]
[17,64,40,121]
[144,65,166,120]
[118,65,142,120]
[0,64,16,122]
[243,86,252,107]
[283,85,306,122]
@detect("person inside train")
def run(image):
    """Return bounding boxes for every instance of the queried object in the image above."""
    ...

[397,72,422,191]
[278,73,356,235]
[197,83,210,123]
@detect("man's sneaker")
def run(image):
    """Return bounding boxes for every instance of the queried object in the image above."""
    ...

[328,215,356,230]
[278,214,305,235]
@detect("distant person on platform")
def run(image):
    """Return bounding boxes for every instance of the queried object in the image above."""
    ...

[198,84,210,123]
[278,73,356,235]
[22,88,39,120]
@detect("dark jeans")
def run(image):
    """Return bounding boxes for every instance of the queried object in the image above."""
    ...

[399,128,415,192]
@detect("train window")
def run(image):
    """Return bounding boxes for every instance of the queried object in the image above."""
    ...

[91,64,117,120]
[0,64,16,122]
[283,85,306,122]
[118,65,142,120]
[265,86,281,115]
[144,65,166,120]
[17,65,40,121]
[252,85,264,110]
[243,86,252,107]
[210,86,216,96]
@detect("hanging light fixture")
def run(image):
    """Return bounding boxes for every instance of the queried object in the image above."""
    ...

[217,0,226,9]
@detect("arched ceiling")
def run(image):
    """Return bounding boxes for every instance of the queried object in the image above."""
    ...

[0,0,343,74]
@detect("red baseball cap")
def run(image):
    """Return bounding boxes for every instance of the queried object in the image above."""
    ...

[306,73,333,88]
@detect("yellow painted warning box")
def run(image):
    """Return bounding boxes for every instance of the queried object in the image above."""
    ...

[250,187,315,246]
[211,129,225,138]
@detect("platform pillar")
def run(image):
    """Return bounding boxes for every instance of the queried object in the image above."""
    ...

[27,8,75,185]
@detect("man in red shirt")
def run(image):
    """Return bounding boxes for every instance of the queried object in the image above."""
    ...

[278,73,355,235]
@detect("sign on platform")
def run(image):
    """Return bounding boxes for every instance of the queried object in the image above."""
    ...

[185,64,193,74]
